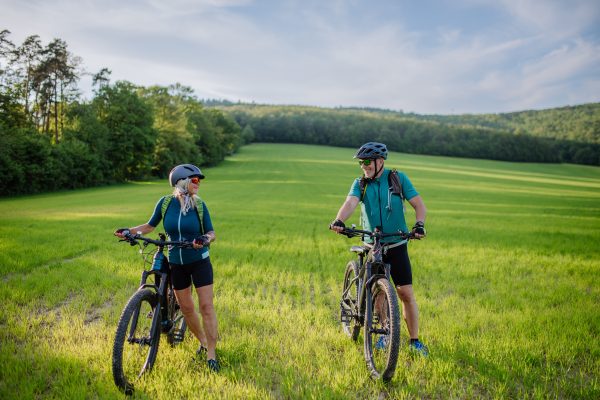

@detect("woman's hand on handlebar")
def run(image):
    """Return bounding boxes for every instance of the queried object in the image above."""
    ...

[114,228,130,239]
[192,235,210,249]
[114,224,155,239]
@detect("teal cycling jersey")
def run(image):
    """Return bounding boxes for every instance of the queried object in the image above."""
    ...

[348,169,418,244]
[148,196,214,265]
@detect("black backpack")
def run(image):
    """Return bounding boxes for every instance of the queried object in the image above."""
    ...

[359,169,406,214]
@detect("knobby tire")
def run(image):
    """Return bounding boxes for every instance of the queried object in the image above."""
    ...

[364,278,401,383]
[112,289,161,394]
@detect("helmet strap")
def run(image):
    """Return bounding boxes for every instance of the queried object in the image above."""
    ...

[177,181,189,195]
[373,158,383,179]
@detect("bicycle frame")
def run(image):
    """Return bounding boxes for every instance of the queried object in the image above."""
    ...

[336,226,419,381]
[119,232,190,348]
[340,226,416,327]
[113,232,195,393]
[342,233,390,330]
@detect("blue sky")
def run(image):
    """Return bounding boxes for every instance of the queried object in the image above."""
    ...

[1,0,599,114]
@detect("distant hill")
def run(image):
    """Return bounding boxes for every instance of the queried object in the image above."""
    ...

[392,103,600,144]
[205,100,600,145]
[204,102,600,166]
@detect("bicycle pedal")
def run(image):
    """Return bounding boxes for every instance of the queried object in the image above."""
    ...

[171,328,185,343]
[340,308,355,324]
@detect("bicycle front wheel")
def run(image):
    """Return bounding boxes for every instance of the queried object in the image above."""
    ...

[341,260,361,341]
[364,278,401,383]
[112,289,161,394]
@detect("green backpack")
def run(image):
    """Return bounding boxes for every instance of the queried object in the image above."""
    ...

[160,195,205,238]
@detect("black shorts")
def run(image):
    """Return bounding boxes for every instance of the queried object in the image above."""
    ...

[369,243,412,287]
[169,257,213,291]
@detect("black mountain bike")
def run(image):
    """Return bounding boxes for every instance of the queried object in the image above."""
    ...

[336,225,419,382]
[112,231,194,394]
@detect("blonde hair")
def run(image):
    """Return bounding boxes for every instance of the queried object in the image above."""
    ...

[174,178,200,215]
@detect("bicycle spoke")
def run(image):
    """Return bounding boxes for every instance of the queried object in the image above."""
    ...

[341,261,361,341]
[369,288,391,374]
[123,301,154,383]
[112,289,160,392]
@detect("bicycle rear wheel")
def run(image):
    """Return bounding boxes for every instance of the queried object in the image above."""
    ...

[341,260,361,341]
[166,288,188,347]
[364,278,401,382]
[112,289,161,394]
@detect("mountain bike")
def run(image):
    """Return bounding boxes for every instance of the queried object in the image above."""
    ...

[112,231,195,394]
[336,225,419,382]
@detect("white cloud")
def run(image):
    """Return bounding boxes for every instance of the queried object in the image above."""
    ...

[1,0,598,113]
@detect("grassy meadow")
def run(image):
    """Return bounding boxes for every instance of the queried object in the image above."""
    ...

[1,143,599,399]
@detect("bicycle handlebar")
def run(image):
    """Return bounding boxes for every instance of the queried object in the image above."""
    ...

[118,230,196,249]
[333,226,420,241]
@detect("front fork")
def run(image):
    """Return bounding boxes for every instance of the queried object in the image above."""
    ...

[360,262,391,333]
[128,270,168,346]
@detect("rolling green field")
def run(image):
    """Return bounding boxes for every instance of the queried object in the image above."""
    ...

[1,143,599,399]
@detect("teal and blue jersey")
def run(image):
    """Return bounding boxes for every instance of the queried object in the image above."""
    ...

[148,196,214,265]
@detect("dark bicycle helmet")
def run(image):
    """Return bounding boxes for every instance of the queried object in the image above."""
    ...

[353,142,388,160]
[169,164,205,187]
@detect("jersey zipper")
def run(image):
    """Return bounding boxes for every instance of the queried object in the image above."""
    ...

[178,206,183,264]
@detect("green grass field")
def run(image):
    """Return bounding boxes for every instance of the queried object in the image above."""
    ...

[1,143,599,399]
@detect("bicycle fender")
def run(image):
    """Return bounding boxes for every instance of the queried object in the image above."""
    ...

[365,274,388,290]
[139,283,160,292]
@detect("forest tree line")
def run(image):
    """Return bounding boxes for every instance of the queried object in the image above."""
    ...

[208,101,600,166]
[215,104,600,165]
[0,31,246,197]
[2,30,598,198]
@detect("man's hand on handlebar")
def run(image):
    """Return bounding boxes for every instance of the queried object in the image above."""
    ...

[412,221,427,239]
[329,219,345,234]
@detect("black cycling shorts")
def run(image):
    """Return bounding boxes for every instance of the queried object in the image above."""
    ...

[169,257,213,291]
[369,243,412,287]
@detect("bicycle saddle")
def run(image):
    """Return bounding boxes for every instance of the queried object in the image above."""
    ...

[349,246,368,255]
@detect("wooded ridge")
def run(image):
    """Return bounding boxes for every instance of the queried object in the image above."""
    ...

[211,103,600,166]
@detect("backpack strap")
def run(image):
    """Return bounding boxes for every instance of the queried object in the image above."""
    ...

[388,169,407,214]
[195,197,205,235]
[161,194,205,236]
[161,195,173,219]
[161,195,174,239]
[359,175,368,202]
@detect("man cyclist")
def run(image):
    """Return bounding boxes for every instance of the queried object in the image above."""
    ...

[329,142,429,356]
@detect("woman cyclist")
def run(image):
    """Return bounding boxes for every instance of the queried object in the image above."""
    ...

[114,164,220,372]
